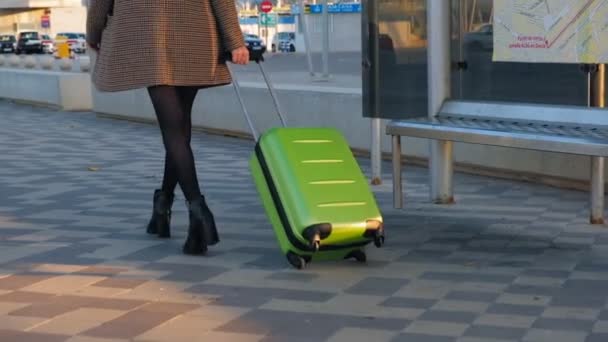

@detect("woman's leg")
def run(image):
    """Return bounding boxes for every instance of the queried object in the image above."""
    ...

[148,85,218,254]
[160,86,198,195]
[147,86,198,238]
[148,85,201,202]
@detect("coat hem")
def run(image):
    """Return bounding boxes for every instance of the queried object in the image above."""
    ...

[93,79,233,93]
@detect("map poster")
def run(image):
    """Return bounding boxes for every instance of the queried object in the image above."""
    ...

[493,0,608,63]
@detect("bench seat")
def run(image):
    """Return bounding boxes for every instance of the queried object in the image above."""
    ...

[386,100,608,224]
[386,115,608,157]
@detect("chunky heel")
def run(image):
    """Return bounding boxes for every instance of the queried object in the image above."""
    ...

[146,189,174,238]
[183,197,219,255]
[182,227,207,255]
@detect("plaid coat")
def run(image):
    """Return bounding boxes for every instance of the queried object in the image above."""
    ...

[86,0,245,92]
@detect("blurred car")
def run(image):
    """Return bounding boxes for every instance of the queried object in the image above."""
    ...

[244,34,266,55]
[0,35,16,53]
[55,32,86,53]
[16,31,43,54]
[272,32,295,52]
[41,34,54,54]
[464,23,493,51]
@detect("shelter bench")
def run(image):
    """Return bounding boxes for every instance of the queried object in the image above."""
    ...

[386,100,608,224]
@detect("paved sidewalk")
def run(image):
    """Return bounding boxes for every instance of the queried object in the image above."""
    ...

[1,101,608,342]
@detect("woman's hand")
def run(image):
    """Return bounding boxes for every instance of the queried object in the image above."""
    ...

[231,46,249,65]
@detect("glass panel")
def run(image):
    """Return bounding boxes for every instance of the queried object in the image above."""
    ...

[363,0,428,119]
[453,0,591,106]
[364,0,608,119]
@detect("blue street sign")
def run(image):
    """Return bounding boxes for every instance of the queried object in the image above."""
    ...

[336,3,361,13]
[291,3,361,15]
[278,15,296,24]
[308,4,322,13]
[239,17,258,25]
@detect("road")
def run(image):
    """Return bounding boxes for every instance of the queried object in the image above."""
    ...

[242,51,362,75]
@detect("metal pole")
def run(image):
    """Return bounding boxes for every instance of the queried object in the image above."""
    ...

[264,19,268,47]
[367,0,381,185]
[321,0,330,78]
[428,0,454,204]
[591,157,605,224]
[258,61,287,127]
[469,0,477,31]
[590,64,605,224]
[592,64,606,107]
[371,118,382,185]
[298,0,315,77]
[231,70,259,141]
[392,135,402,208]
[460,0,469,32]
[458,0,466,98]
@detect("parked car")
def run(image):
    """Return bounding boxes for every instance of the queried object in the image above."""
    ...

[0,35,16,53]
[55,32,86,53]
[16,31,43,54]
[273,32,296,53]
[41,34,54,54]
[244,33,266,55]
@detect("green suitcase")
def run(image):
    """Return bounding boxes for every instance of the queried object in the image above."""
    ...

[229,54,384,269]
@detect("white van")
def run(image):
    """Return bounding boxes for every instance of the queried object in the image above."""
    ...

[271,31,296,52]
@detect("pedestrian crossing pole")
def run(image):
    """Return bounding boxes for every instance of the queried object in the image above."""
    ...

[367,0,382,185]
[298,0,315,77]
[321,0,330,78]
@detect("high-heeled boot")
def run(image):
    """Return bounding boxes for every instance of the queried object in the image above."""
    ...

[183,197,220,255]
[146,189,174,238]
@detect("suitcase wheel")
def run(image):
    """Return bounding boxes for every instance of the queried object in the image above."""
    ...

[345,250,367,263]
[374,232,385,248]
[286,251,307,270]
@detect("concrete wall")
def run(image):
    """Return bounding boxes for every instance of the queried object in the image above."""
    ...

[90,80,608,189]
[0,67,92,110]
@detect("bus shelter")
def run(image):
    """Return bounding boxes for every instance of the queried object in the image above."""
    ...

[363,0,608,223]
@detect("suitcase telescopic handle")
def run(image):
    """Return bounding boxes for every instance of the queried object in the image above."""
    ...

[225,51,287,142]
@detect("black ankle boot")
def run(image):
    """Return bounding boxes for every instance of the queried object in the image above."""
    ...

[146,189,174,238]
[183,197,220,255]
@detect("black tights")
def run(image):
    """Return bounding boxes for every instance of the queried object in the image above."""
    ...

[148,85,201,202]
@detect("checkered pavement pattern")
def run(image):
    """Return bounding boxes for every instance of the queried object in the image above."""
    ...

[1,100,608,342]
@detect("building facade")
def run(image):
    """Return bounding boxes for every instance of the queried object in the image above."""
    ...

[0,0,86,37]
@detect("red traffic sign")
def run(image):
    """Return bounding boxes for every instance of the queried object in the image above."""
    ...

[260,0,273,13]
[41,15,50,28]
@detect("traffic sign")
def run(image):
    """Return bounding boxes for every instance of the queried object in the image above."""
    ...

[260,0,273,13]
[41,15,50,28]
[259,13,277,26]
